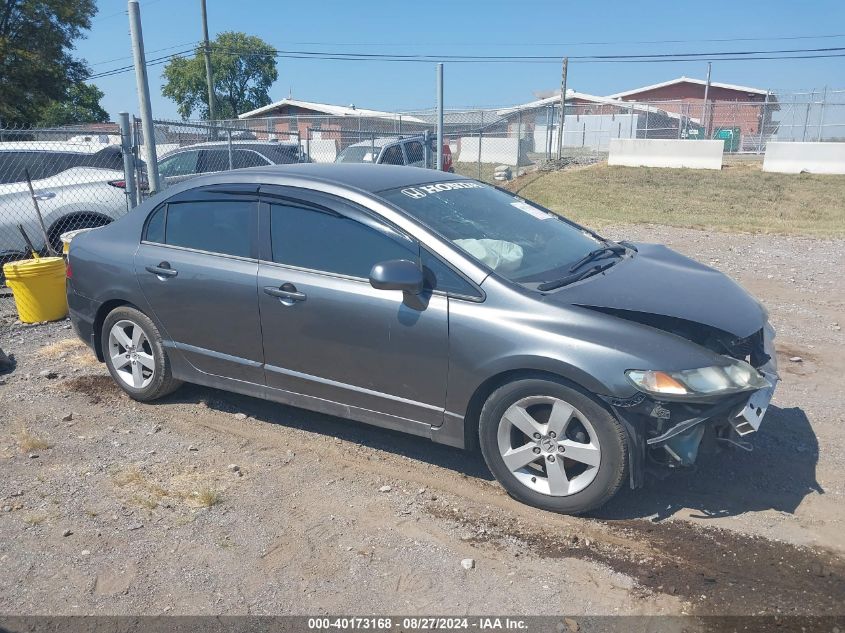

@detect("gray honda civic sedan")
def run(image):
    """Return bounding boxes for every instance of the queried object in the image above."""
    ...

[67,164,778,514]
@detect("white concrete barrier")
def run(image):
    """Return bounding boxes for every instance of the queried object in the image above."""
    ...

[763,142,845,174]
[608,139,723,170]
[457,137,520,165]
[302,139,337,163]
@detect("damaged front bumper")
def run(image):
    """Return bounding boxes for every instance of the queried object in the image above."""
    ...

[604,323,780,489]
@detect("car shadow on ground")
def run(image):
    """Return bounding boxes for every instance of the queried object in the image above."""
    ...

[159,387,821,521]
[164,383,496,482]
[595,405,823,521]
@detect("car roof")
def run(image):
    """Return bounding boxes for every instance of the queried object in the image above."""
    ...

[0,141,120,154]
[187,163,463,193]
[345,135,426,150]
[172,140,299,150]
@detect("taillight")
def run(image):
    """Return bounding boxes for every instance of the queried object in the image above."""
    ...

[108,178,149,191]
[65,261,72,279]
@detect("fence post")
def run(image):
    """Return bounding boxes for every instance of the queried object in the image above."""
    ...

[127,0,160,194]
[757,93,769,154]
[817,86,827,142]
[118,112,138,209]
[226,130,233,170]
[516,109,522,167]
[477,129,482,180]
[423,130,430,168]
[643,104,649,140]
[305,127,311,162]
[802,90,814,142]
[436,63,444,171]
[678,104,684,139]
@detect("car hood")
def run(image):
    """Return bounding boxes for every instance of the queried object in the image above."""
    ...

[541,243,766,339]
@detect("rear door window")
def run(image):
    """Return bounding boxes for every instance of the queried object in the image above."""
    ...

[161,200,254,258]
[158,151,199,178]
[199,149,230,173]
[233,150,270,169]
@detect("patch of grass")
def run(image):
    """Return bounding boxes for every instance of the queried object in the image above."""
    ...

[131,495,159,510]
[35,338,87,358]
[15,428,51,453]
[518,161,845,237]
[23,512,47,526]
[112,467,145,488]
[193,488,222,508]
[111,466,169,510]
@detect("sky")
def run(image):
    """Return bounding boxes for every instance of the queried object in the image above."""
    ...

[74,0,845,121]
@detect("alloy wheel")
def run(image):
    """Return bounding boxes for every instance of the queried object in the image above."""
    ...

[496,395,602,496]
[108,319,156,389]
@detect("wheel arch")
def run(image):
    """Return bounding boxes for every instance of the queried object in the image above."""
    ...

[47,211,114,249]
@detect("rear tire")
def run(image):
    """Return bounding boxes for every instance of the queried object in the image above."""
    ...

[101,306,181,402]
[478,377,627,514]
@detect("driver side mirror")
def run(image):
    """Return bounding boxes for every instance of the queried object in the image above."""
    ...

[369,259,423,295]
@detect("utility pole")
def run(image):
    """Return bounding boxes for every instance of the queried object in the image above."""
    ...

[702,62,712,138]
[436,63,444,171]
[556,57,568,159]
[200,0,217,122]
[128,0,161,194]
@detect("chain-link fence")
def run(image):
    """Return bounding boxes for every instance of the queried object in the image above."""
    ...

[0,124,137,306]
[2,88,844,306]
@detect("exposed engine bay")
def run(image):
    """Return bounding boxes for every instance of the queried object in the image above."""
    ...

[590,307,780,488]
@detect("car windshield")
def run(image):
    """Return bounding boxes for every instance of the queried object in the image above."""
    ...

[336,145,379,163]
[379,181,607,285]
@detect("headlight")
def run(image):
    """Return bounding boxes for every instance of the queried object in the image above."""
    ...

[626,359,769,398]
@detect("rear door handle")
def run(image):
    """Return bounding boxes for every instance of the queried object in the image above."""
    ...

[263,284,306,303]
[145,262,178,278]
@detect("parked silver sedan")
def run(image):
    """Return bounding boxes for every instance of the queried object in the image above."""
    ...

[67,164,778,514]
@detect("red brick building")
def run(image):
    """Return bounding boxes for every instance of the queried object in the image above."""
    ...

[607,76,777,141]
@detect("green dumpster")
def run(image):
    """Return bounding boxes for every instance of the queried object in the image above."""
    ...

[713,127,741,152]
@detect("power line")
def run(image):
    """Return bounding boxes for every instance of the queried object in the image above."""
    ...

[86,42,845,80]
[284,33,845,48]
[89,48,197,79]
[90,41,201,67]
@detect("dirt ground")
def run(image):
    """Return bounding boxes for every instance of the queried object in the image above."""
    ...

[0,224,843,618]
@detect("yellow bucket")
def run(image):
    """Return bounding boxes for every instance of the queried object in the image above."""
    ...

[2,257,68,323]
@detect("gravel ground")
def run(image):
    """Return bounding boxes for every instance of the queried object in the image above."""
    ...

[0,225,843,617]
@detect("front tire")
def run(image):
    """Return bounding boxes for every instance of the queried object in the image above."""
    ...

[478,377,627,514]
[101,306,181,401]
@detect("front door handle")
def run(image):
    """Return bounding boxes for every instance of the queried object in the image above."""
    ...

[263,283,306,303]
[145,262,178,278]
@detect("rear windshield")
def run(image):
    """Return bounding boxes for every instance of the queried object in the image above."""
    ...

[378,181,602,284]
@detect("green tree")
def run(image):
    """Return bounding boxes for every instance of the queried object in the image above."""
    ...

[38,82,109,126]
[0,0,97,126]
[162,31,278,120]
